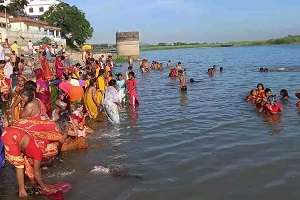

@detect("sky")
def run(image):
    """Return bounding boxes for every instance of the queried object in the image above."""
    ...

[64,0,300,44]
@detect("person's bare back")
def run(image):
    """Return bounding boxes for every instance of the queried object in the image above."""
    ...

[21,99,41,118]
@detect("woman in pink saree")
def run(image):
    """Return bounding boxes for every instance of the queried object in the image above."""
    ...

[35,68,51,117]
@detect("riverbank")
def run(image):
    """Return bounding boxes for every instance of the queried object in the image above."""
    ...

[141,35,300,51]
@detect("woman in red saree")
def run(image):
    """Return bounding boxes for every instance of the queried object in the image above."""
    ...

[7,90,66,185]
[40,52,52,81]
[55,55,64,79]
[1,127,59,198]
[35,68,51,117]
[127,72,139,108]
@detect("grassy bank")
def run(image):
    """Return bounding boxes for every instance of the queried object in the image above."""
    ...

[141,35,300,51]
[113,55,128,64]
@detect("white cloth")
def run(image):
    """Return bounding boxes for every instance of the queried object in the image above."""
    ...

[70,79,80,86]
[104,86,120,124]
[104,86,120,105]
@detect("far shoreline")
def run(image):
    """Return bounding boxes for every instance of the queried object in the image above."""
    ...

[141,35,300,52]
[141,43,300,52]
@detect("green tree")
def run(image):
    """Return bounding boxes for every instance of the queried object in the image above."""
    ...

[41,2,93,48]
[0,0,28,16]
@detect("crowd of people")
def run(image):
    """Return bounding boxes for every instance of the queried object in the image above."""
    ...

[0,40,139,198]
[246,83,300,115]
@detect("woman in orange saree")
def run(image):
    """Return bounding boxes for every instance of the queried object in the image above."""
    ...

[40,52,52,81]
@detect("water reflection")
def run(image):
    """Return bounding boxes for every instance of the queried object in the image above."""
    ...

[180,91,188,106]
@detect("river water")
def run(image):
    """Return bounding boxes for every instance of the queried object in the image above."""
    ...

[1,45,300,200]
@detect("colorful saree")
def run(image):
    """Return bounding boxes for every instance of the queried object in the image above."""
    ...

[40,56,52,81]
[84,87,98,119]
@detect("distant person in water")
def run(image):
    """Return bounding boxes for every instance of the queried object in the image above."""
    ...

[127,72,139,108]
[280,89,289,101]
[259,67,269,72]
[220,67,223,73]
[246,89,258,103]
[176,62,183,71]
[167,60,172,68]
[295,91,300,108]
[178,70,187,92]
[256,83,265,104]
[126,66,133,80]
[190,78,201,83]
[208,68,214,76]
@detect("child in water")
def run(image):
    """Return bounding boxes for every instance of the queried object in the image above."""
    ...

[117,73,126,105]
[178,70,187,91]
[127,72,139,108]
[256,83,265,104]
[246,89,258,103]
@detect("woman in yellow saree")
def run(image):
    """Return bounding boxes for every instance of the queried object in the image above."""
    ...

[11,75,27,122]
[96,69,106,106]
[84,79,99,119]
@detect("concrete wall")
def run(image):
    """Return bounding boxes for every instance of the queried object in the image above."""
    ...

[116,32,140,56]
[0,28,66,46]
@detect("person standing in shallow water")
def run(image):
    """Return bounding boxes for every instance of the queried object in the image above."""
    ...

[178,70,187,92]
[127,72,139,108]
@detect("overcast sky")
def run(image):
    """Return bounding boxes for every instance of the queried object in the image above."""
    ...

[64,0,300,44]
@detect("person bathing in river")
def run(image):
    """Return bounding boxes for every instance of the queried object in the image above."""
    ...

[176,62,183,71]
[104,80,121,124]
[126,66,133,80]
[280,89,289,101]
[178,70,187,92]
[246,89,258,103]
[2,89,68,198]
[255,83,265,104]
[295,91,300,109]
[259,88,282,114]
[117,73,126,105]
[1,127,60,198]
[127,72,139,108]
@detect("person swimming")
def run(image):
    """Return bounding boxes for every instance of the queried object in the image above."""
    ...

[190,78,201,83]
[259,67,269,72]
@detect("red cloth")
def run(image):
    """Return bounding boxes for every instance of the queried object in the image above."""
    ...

[265,103,282,114]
